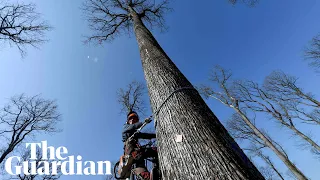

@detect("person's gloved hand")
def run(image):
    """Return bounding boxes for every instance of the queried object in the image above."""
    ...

[144,118,152,123]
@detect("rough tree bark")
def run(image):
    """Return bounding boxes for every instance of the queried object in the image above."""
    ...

[128,6,264,179]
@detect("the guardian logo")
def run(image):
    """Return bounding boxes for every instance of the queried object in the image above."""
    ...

[5,141,111,176]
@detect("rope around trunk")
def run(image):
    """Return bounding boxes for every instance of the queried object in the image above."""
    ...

[146,86,199,128]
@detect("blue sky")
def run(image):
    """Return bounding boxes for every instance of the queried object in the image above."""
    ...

[0,0,320,179]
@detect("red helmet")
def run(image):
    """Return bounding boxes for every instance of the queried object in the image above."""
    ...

[127,111,139,124]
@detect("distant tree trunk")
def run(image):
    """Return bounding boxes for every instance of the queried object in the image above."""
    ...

[267,162,285,180]
[129,6,264,179]
[235,109,308,180]
[255,152,285,180]
[290,125,320,153]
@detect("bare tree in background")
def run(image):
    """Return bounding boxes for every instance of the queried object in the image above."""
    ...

[83,0,264,179]
[227,114,286,180]
[263,71,320,125]
[199,66,307,179]
[259,166,280,180]
[305,34,320,71]
[0,94,61,164]
[117,80,146,115]
[233,77,320,157]
[228,114,286,179]
[8,149,62,180]
[264,71,320,107]
[0,1,51,56]
[257,155,284,180]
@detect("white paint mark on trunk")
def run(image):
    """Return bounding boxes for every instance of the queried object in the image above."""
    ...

[145,49,150,60]
[176,134,183,142]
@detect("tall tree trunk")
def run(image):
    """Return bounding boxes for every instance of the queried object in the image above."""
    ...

[129,7,264,179]
[234,109,307,180]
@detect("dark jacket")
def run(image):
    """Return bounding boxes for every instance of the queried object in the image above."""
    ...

[122,122,143,142]
[122,122,156,142]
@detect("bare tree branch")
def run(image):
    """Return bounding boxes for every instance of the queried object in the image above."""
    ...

[263,71,320,108]
[259,166,279,180]
[305,34,320,71]
[244,144,285,180]
[0,94,61,164]
[82,0,171,44]
[228,0,259,7]
[0,1,51,57]
[262,71,320,125]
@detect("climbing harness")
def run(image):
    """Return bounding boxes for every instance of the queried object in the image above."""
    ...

[145,86,199,127]
[117,121,158,180]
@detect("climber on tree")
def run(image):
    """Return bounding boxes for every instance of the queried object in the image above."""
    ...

[119,111,157,180]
